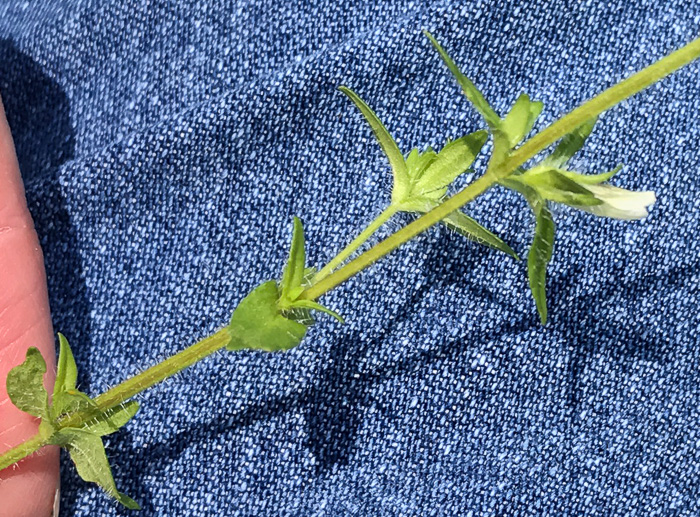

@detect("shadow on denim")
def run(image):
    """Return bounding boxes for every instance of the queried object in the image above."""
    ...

[550,258,697,407]
[108,240,534,483]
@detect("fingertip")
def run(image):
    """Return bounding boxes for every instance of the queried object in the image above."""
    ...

[0,446,60,517]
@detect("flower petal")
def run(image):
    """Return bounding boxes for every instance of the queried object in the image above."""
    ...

[576,184,656,220]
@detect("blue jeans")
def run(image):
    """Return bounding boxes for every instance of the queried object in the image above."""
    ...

[1,0,699,515]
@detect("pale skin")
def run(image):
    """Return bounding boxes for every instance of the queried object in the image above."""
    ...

[0,96,60,516]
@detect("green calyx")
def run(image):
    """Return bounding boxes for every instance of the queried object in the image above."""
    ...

[498,117,654,323]
[425,32,657,324]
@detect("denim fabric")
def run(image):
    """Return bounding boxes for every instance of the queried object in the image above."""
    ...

[1,1,699,515]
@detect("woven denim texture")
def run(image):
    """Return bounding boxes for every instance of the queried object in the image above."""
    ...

[1,1,699,515]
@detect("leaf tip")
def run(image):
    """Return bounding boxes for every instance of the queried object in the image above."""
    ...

[118,493,141,510]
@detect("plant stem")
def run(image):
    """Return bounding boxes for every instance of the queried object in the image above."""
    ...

[313,205,397,283]
[300,35,700,301]
[3,201,397,468]
[300,172,499,301]
[65,327,231,427]
[0,433,46,471]
[506,35,700,173]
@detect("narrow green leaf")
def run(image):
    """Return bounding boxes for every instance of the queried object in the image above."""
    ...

[393,196,441,213]
[286,285,305,301]
[228,281,308,352]
[289,299,345,323]
[528,200,556,325]
[442,211,519,259]
[83,401,140,437]
[339,86,410,199]
[555,164,623,185]
[50,334,105,423]
[542,118,597,168]
[6,347,49,419]
[424,30,501,129]
[502,93,544,148]
[280,216,306,302]
[52,428,140,510]
[414,130,488,194]
[498,172,535,198]
[54,333,78,397]
[520,168,602,206]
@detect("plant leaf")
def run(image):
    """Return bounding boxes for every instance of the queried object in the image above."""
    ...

[6,347,49,419]
[52,390,99,422]
[528,198,556,325]
[52,428,140,510]
[502,93,544,148]
[520,168,602,206]
[555,164,623,185]
[414,130,488,194]
[82,401,140,437]
[339,86,410,201]
[288,299,345,323]
[280,216,306,302]
[394,196,441,213]
[499,173,532,198]
[52,333,83,419]
[542,118,597,168]
[54,333,78,395]
[51,335,102,420]
[228,281,308,352]
[441,210,519,259]
[424,31,501,129]
[286,266,318,301]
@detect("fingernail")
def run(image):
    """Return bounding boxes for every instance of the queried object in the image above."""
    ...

[52,482,60,517]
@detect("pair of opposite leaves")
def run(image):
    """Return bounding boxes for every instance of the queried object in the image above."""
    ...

[7,336,140,509]
[225,90,514,353]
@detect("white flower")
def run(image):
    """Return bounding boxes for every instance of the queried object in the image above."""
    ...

[575,184,656,220]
